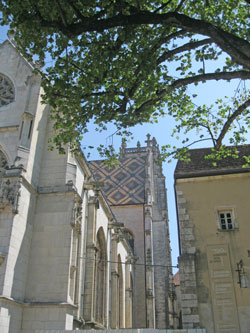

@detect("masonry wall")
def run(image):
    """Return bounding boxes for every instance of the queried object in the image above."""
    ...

[111,204,146,328]
[176,173,250,333]
[38,117,68,187]
[25,191,74,302]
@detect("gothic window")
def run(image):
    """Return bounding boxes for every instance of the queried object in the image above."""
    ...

[0,151,8,175]
[123,228,134,252]
[95,227,107,326]
[0,74,15,107]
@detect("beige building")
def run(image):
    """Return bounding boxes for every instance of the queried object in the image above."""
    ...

[175,146,250,333]
[0,40,173,332]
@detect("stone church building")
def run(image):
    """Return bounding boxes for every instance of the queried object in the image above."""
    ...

[0,40,174,332]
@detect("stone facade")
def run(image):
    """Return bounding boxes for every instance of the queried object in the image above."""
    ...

[0,40,174,332]
[175,147,250,333]
[0,40,134,332]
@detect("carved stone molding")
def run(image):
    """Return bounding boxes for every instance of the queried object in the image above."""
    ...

[0,177,21,214]
[111,233,120,243]
[89,195,99,209]
[111,271,119,277]
[144,206,152,216]
[147,288,154,298]
[70,265,77,278]
[71,197,82,233]
[126,288,133,293]
[108,221,124,229]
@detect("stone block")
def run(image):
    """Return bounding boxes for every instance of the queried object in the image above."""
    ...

[184,280,197,288]
[183,314,200,323]
[181,294,197,300]
[180,214,189,221]
[181,299,198,308]
[178,198,187,204]
[182,307,191,315]
[178,208,186,214]
[176,190,183,196]
[183,234,195,241]
[187,247,196,254]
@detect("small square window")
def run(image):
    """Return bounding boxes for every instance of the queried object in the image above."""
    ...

[219,211,234,230]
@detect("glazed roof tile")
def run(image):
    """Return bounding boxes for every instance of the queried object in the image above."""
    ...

[89,155,147,206]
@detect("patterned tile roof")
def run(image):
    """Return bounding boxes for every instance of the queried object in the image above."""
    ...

[174,145,250,179]
[89,155,147,206]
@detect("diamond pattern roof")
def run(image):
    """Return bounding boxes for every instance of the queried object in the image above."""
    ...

[89,156,147,205]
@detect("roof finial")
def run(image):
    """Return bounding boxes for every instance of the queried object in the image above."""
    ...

[152,137,157,147]
[120,138,127,158]
[145,134,151,147]
[121,138,127,149]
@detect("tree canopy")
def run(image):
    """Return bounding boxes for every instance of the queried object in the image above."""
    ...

[1,0,250,161]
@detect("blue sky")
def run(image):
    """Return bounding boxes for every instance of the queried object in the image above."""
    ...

[1,26,249,273]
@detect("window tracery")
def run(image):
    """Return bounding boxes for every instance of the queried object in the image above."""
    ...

[0,74,15,107]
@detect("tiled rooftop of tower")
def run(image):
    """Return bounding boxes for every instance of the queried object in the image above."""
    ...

[89,134,159,206]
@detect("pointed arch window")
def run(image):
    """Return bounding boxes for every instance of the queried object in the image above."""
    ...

[95,227,107,326]
[0,74,15,107]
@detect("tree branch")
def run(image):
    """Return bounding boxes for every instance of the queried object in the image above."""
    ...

[55,0,68,27]
[216,98,250,148]
[66,0,85,21]
[175,0,186,12]
[154,0,173,13]
[21,8,250,70]
[126,29,187,98]
[157,38,212,64]
[135,71,250,113]
[170,71,250,90]
[187,122,217,146]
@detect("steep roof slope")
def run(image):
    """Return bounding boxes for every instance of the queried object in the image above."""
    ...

[89,154,147,206]
[174,145,250,179]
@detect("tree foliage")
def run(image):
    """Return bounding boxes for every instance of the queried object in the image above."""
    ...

[1,0,250,159]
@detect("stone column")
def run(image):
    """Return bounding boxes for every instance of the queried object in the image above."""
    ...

[110,232,119,328]
[69,196,83,316]
[125,256,133,328]
[144,206,155,328]
[83,195,98,322]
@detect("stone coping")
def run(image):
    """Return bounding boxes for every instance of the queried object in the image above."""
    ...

[35,329,206,333]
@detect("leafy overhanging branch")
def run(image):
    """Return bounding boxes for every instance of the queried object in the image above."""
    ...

[1,0,250,159]
[6,5,250,70]
[134,71,250,115]
[216,98,250,148]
